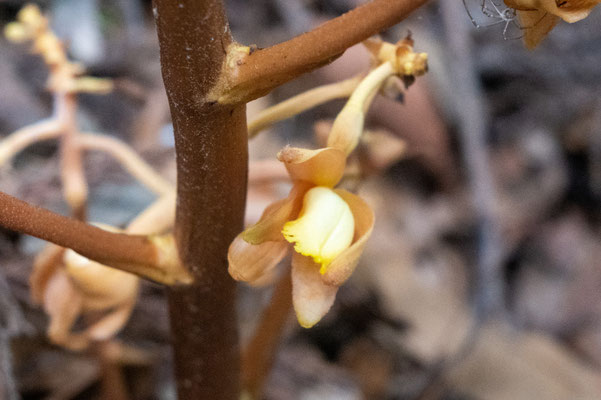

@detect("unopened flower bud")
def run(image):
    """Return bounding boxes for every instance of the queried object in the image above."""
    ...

[4,22,30,43]
[17,4,44,28]
[64,249,139,308]
[73,77,114,94]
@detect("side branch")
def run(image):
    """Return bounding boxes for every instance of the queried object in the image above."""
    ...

[0,191,191,285]
[217,0,429,103]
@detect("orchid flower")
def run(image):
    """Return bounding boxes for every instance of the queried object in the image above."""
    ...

[32,246,140,351]
[229,36,427,328]
[30,225,140,351]
[503,0,601,48]
[505,0,601,23]
[228,146,374,328]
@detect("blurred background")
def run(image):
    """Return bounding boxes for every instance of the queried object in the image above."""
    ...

[1,0,601,398]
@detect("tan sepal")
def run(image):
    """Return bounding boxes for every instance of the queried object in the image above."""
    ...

[84,300,136,342]
[506,0,599,22]
[43,269,88,350]
[555,0,601,22]
[277,146,346,187]
[228,236,288,285]
[44,269,80,319]
[518,10,560,49]
[64,249,140,310]
[242,183,309,244]
[291,252,338,328]
[361,128,407,171]
[30,243,65,304]
[321,189,374,286]
[362,37,384,66]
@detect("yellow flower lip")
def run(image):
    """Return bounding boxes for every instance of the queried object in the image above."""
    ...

[282,186,354,270]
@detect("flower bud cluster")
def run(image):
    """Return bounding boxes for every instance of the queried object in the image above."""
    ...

[373,36,428,79]
[4,4,112,94]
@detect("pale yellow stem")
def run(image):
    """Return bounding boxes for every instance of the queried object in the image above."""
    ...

[248,76,361,139]
[327,62,395,154]
[78,133,174,196]
[349,61,395,113]
[0,119,62,166]
[57,92,88,219]
[126,192,176,235]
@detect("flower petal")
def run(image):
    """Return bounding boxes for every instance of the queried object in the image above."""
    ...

[242,183,309,244]
[291,252,338,328]
[321,189,375,286]
[545,0,599,22]
[283,186,354,268]
[518,10,559,49]
[277,146,346,187]
[505,0,599,22]
[228,234,289,284]
[64,249,139,310]
[30,243,65,305]
[85,299,136,342]
[43,269,87,349]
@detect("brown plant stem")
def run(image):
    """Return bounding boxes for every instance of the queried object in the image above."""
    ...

[94,341,129,400]
[242,271,293,399]
[0,191,188,285]
[218,0,429,103]
[152,1,246,399]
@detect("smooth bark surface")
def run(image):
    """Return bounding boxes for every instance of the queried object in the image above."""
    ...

[220,0,430,102]
[0,191,173,282]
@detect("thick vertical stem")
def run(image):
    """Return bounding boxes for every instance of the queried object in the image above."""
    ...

[152,1,247,399]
